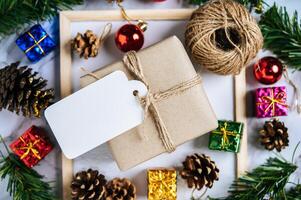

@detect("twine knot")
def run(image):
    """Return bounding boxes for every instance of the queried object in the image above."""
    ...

[82,51,202,153]
[123,51,202,153]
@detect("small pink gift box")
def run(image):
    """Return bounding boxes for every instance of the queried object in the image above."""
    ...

[256,86,288,118]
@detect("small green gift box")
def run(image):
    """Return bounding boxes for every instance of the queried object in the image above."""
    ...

[209,120,244,153]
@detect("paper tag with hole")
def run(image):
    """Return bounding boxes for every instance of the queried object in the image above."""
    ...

[45,71,147,159]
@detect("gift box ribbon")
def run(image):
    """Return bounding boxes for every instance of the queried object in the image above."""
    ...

[123,51,202,152]
[257,90,288,116]
[16,136,41,160]
[25,32,47,55]
[212,122,238,149]
[84,51,202,153]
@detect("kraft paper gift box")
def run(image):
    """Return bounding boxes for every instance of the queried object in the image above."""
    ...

[80,36,218,170]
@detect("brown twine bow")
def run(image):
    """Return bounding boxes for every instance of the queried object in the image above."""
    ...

[123,51,202,152]
[82,51,202,153]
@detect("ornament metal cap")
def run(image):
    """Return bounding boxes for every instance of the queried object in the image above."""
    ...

[137,20,148,32]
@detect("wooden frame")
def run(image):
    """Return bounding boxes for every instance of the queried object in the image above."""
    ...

[59,9,247,199]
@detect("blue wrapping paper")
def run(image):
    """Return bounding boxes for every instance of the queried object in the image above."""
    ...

[16,24,56,62]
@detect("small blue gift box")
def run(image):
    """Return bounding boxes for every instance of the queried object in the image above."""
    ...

[16,24,56,63]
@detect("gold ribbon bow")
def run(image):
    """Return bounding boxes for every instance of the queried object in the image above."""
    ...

[212,122,238,148]
[257,90,288,116]
[25,32,48,54]
[17,136,41,160]
[123,51,202,152]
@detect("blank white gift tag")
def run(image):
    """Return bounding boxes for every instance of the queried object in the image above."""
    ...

[45,71,147,159]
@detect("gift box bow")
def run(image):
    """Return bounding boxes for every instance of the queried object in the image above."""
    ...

[14,136,42,160]
[212,122,241,149]
[257,89,288,116]
[25,31,48,55]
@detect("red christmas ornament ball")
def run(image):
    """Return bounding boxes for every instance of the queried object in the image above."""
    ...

[115,23,144,52]
[253,56,283,85]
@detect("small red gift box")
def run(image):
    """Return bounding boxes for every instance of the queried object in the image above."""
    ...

[10,126,53,168]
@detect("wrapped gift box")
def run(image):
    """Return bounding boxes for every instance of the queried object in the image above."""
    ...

[148,169,177,200]
[209,120,243,153]
[256,86,288,118]
[10,126,53,168]
[16,24,56,62]
[80,36,218,170]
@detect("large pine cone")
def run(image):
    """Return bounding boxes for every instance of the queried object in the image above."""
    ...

[71,169,107,200]
[259,118,289,152]
[0,62,54,117]
[180,153,219,190]
[106,178,136,200]
[71,30,100,59]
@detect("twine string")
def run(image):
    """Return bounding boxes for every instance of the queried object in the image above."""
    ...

[283,68,301,114]
[185,0,263,75]
[117,2,148,31]
[98,23,112,45]
[81,52,202,153]
[117,2,132,23]
[191,187,208,200]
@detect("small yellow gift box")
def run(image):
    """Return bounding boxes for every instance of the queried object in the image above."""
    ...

[148,169,177,200]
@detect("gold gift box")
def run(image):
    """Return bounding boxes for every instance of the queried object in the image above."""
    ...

[148,169,177,200]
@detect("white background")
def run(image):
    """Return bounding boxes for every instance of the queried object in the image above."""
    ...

[0,0,301,199]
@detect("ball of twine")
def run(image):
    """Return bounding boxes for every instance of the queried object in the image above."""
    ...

[185,0,263,75]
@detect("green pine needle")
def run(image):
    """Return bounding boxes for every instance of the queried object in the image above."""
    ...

[0,136,55,200]
[259,4,301,71]
[188,0,264,13]
[211,156,297,200]
[286,184,301,200]
[188,0,208,5]
[0,0,83,38]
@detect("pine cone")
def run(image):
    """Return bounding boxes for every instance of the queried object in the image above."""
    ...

[71,169,107,200]
[71,30,100,59]
[180,153,219,190]
[106,178,136,200]
[0,62,54,117]
[259,118,289,152]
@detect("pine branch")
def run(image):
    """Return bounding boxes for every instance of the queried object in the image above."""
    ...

[187,0,264,13]
[286,184,301,200]
[259,4,301,71]
[211,157,297,200]
[0,0,83,38]
[0,137,55,200]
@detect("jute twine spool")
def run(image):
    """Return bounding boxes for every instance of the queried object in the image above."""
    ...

[185,0,263,75]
